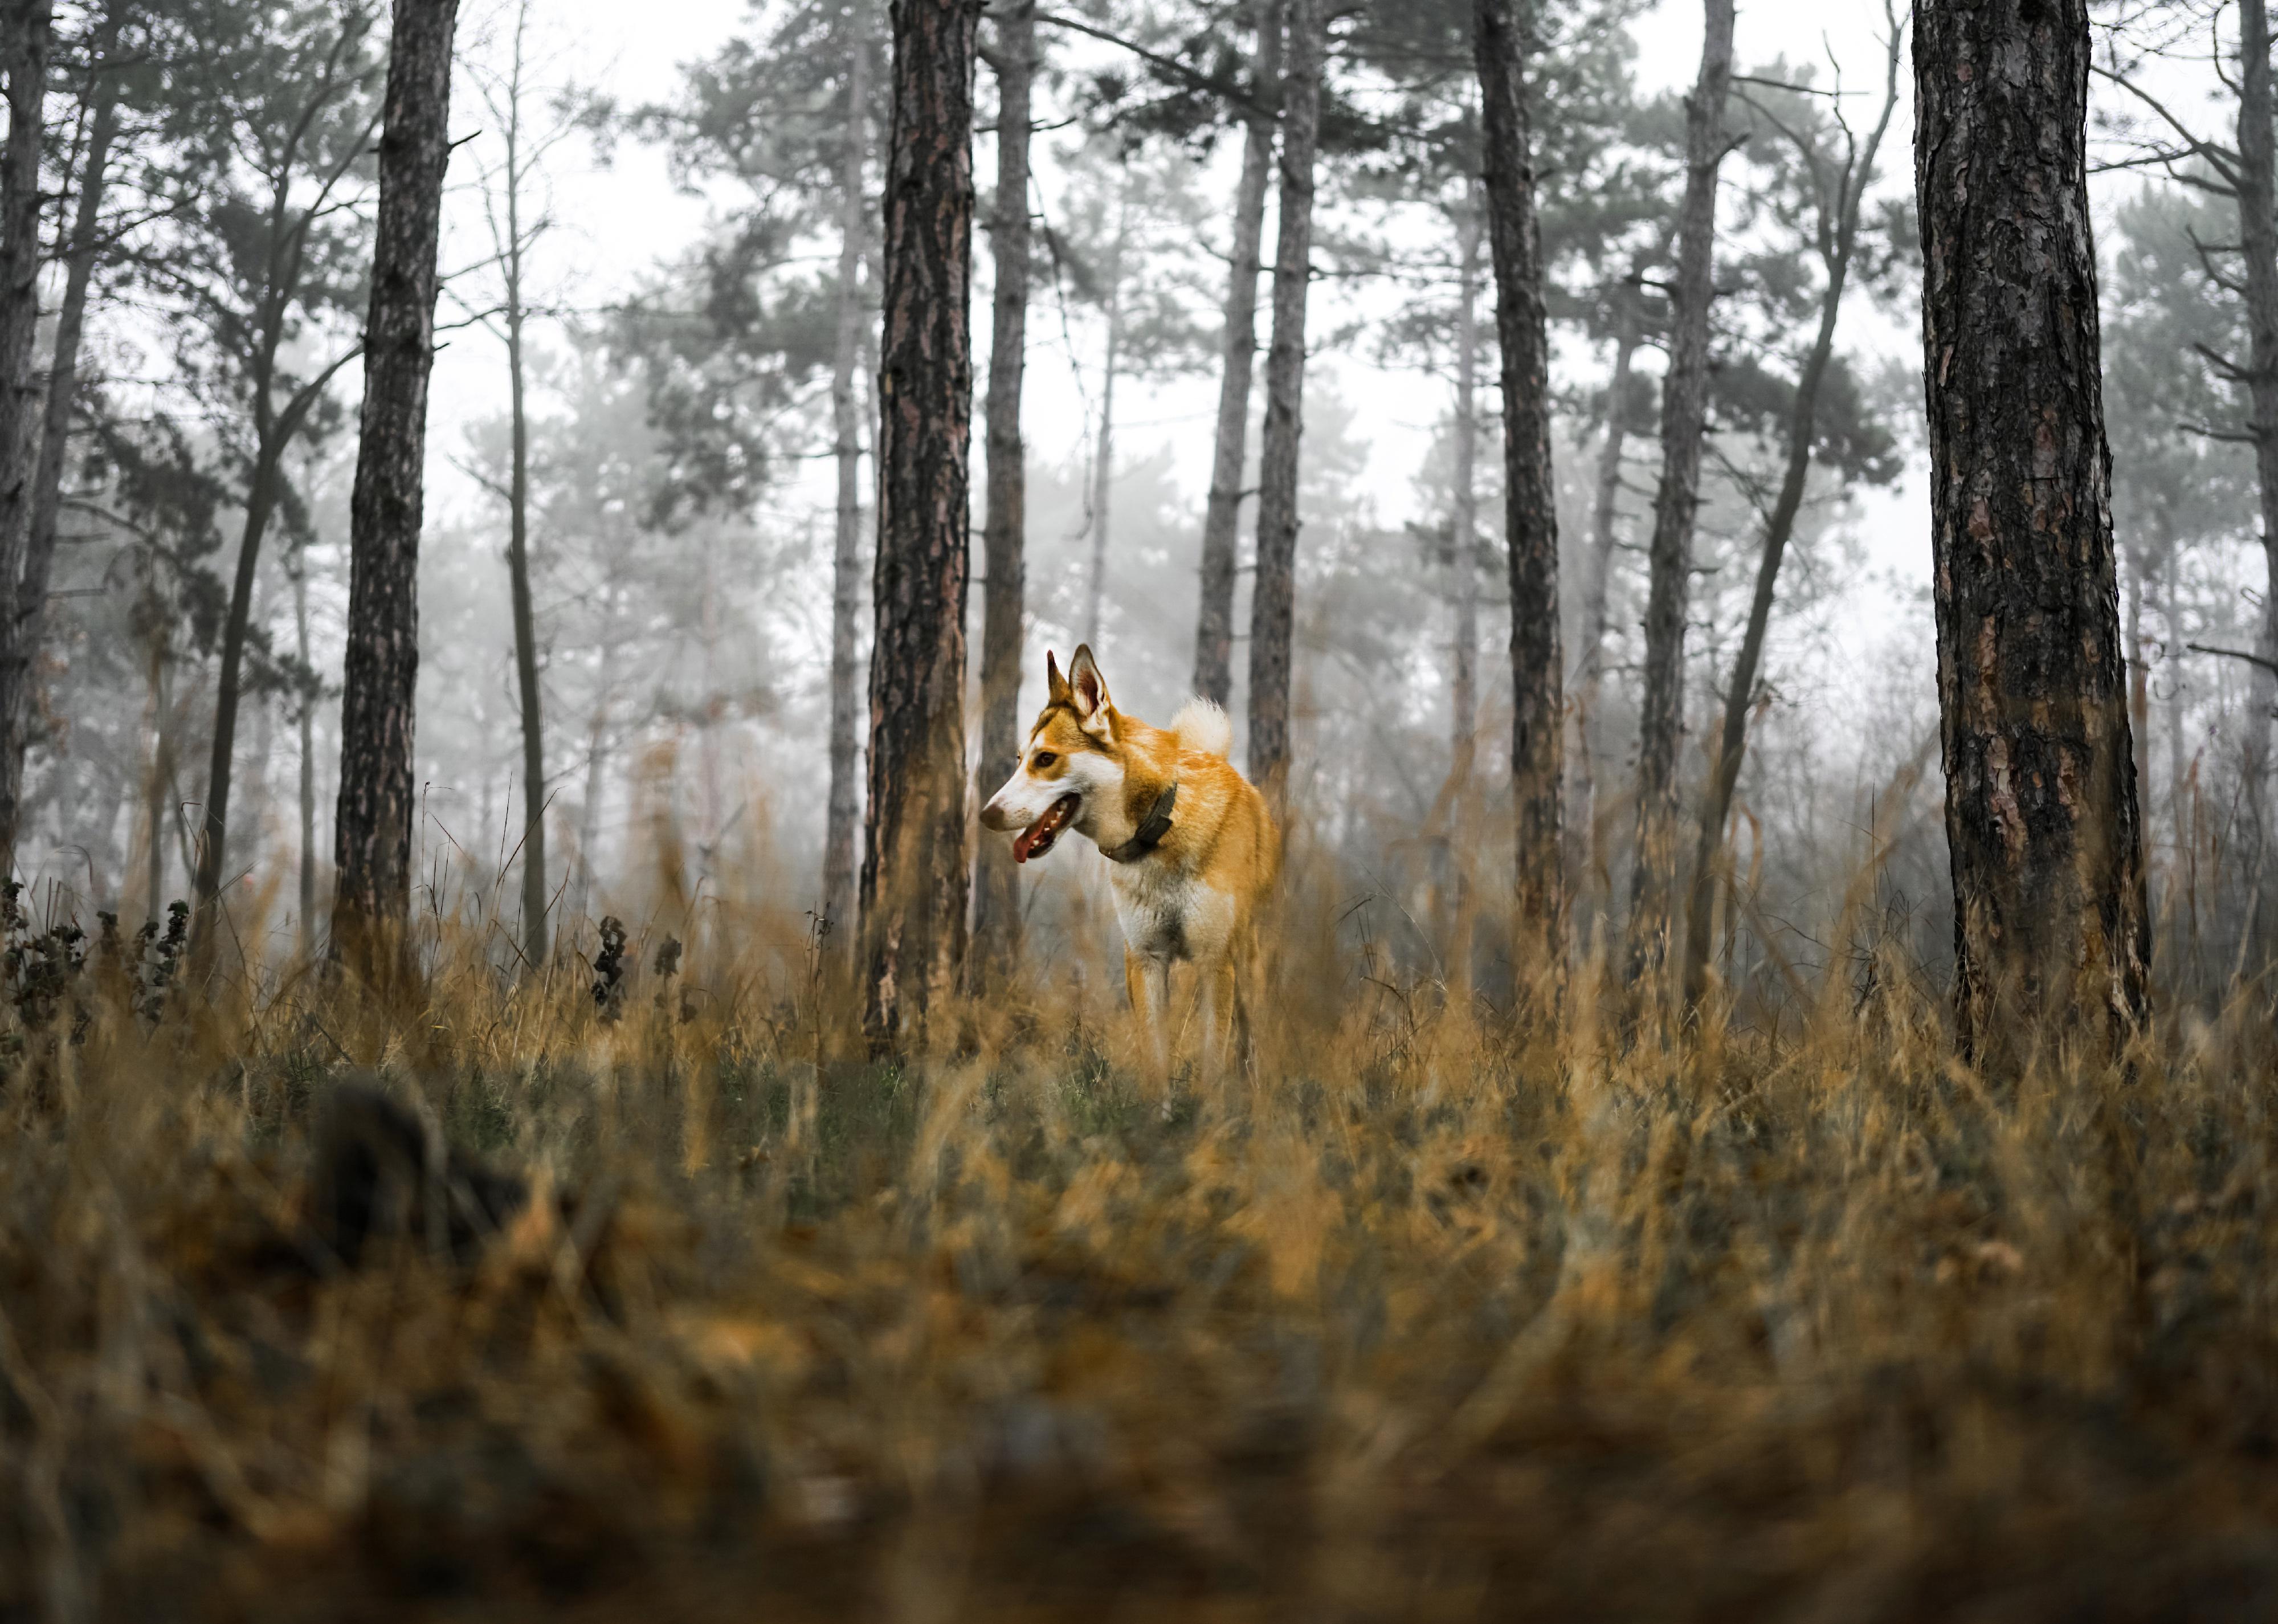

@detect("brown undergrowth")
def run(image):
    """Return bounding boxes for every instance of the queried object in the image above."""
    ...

[2,863,2277,1622]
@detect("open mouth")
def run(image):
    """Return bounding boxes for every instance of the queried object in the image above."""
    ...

[1013,794,1081,864]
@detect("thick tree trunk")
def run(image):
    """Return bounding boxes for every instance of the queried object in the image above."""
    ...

[973,2,1033,975]
[1245,0,1324,801]
[0,1,50,878]
[824,22,871,944]
[332,0,459,968]
[1475,0,1565,970]
[1568,289,1638,903]
[1084,183,1126,650]
[862,0,978,1040]
[495,2,547,972]
[1626,0,1733,990]
[1193,0,1281,709]
[1916,0,2149,1059]
[0,10,113,883]
[1680,39,1899,1015]
[2233,0,2278,957]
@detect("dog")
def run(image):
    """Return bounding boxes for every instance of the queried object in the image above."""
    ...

[979,644,1279,1075]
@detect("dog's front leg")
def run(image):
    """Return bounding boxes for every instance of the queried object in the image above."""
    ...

[1124,946,1172,1084]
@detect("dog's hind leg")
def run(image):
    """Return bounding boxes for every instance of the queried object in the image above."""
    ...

[1197,954,1236,1083]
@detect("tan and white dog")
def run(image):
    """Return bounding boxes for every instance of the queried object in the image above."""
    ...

[980,645,1278,1074]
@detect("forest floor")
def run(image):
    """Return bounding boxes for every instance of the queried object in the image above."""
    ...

[5,886,2278,1622]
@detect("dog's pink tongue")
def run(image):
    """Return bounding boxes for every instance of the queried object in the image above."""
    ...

[1013,795,1079,863]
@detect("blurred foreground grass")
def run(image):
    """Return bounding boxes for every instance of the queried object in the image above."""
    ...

[4,880,2278,1622]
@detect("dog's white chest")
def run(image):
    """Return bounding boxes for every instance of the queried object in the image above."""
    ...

[1108,861,1234,964]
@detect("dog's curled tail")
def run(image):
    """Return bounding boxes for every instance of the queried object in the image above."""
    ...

[1169,696,1234,760]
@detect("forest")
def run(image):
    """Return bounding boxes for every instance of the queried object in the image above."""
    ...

[5,0,2278,1617]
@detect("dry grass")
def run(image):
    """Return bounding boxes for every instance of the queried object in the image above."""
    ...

[3,859,2278,1622]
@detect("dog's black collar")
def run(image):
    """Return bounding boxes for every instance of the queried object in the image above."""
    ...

[1101,781,1177,864]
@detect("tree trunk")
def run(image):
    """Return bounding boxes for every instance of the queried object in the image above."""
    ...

[498,6,548,972]
[1626,0,1733,991]
[824,19,871,944]
[192,454,285,934]
[293,557,317,958]
[144,634,169,921]
[0,0,50,878]
[332,0,459,970]
[1245,0,1324,801]
[1084,181,1127,648]
[2233,0,2278,960]
[0,9,115,883]
[1450,191,1481,758]
[1475,0,1565,970]
[1916,0,2149,1060]
[973,2,1033,975]
[1193,0,1282,709]
[862,0,978,1041]
[1680,37,1899,1016]
[1568,284,1638,903]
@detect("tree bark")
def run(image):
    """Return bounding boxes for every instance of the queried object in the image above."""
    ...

[496,0,548,972]
[862,0,978,1041]
[1245,0,1324,801]
[2232,0,2278,955]
[332,0,459,969]
[1568,283,1639,903]
[1679,34,1900,1015]
[824,19,872,944]
[1450,190,1481,759]
[973,1,1032,976]
[1626,0,1733,991]
[1084,179,1127,650]
[293,555,316,957]
[1916,0,2149,1059]
[0,0,50,878]
[1193,0,1281,711]
[1475,0,1565,970]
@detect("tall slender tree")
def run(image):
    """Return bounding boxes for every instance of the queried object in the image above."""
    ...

[973,0,1036,975]
[1193,0,1281,709]
[862,0,979,1039]
[824,15,875,944]
[1679,21,1903,1014]
[1625,0,1733,989]
[0,0,51,878]
[1246,0,1325,801]
[1917,0,2148,1058]
[1475,0,1564,970]
[332,0,459,968]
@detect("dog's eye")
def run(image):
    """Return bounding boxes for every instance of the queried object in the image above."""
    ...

[1031,751,1057,770]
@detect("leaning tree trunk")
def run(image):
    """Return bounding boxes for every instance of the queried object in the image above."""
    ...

[973,1,1034,976]
[332,0,459,972]
[1193,0,1282,709]
[1916,0,2149,1062]
[1475,0,1565,973]
[1625,0,1733,991]
[0,0,50,878]
[2232,0,2278,960]
[1246,0,1324,802]
[824,21,871,944]
[1679,32,1900,1017]
[1568,281,1639,904]
[861,0,978,1041]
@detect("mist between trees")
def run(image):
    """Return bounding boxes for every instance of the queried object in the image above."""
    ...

[0,0,2264,1034]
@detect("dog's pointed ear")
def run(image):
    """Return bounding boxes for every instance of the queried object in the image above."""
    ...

[1067,644,1113,736]
[1046,649,1072,708]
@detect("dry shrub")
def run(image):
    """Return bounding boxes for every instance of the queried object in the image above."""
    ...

[2,852,2277,1622]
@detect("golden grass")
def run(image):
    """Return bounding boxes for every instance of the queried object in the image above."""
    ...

[3,858,2278,1622]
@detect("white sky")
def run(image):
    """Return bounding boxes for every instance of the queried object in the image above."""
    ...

[411,0,2014,723]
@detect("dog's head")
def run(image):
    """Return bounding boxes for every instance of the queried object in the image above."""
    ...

[979,644,1128,863]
